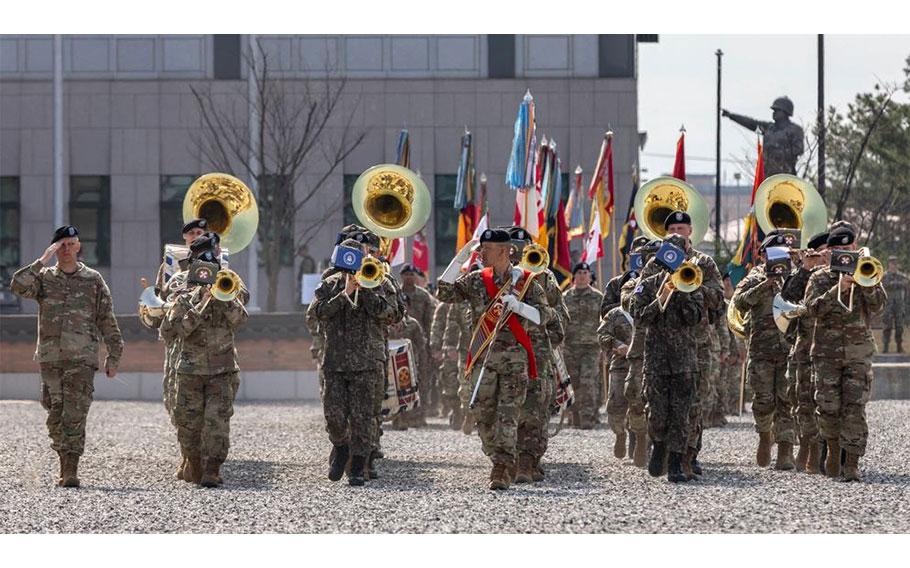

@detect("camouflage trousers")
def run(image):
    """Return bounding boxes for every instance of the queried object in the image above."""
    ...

[687,348,716,450]
[746,355,795,445]
[173,371,238,467]
[882,310,904,345]
[39,362,95,457]
[517,356,554,459]
[564,345,600,428]
[471,344,530,467]
[606,367,631,436]
[624,357,648,434]
[323,366,383,457]
[722,358,744,415]
[707,346,725,419]
[162,340,181,427]
[645,372,695,454]
[813,357,872,456]
[438,357,462,412]
[788,358,819,442]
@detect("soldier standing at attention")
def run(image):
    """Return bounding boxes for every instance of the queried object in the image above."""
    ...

[564,262,605,430]
[803,226,886,481]
[437,229,553,490]
[12,225,124,488]
[732,233,797,471]
[723,96,805,176]
[881,256,909,353]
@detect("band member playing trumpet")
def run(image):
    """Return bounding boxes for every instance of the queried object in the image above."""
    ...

[780,231,830,473]
[802,226,886,481]
[154,218,207,297]
[160,233,249,488]
[437,229,553,490]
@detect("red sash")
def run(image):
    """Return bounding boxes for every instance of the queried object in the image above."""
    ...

[477,267,538,379]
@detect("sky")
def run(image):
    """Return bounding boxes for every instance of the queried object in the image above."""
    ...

[638,34,910,184]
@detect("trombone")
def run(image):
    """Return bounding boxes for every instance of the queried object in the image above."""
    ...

[657,261,703,311]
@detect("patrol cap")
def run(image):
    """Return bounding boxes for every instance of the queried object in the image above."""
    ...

[182,218,207,234]
[572,262,592,274]
[807,232,830,250]
[664,210,691,229]
[479,228,511,244]
[52,225,79,243]
[827,226,856,247]
[760,233,789,252]
[508,226,531,243]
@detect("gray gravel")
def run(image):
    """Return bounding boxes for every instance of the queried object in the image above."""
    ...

[1,400,908,533]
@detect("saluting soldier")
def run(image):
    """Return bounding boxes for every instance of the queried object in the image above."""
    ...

[11,225,124,488]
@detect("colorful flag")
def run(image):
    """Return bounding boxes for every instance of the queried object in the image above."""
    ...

[389,237,405,267]
[455,130,479,252]
[582,210,604,263]
[396,129,410,168]
[513,187,545,241]
[412,230,429,273]
[565,165,586,239]
[672,128,686,181]
[505,90,537,191]
[729,137,766,286]
[617,165,640,269]
[587,132,615,237]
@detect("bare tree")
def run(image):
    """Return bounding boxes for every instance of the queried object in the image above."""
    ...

[190,40,366,311]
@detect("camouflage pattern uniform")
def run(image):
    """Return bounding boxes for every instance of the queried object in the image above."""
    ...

[451,302,474,412]
[620,277,649,438]
[388,314,429,427]
[718,300,745,415]
[160,285,248,475]
[782,266,823,443]
[732,265,795,446]
[597,306,633,435]
[307,272,402,459]
[565,283,606,428]
[598,274,625,412]
[630,270,702,454]
[402,284,438,409]
[11,260,123,459]
[437,268,553,469]
[159,270,189,425]
[431,301,460,415]
[710,308,730,423]
[804,268,886,457]
[881,269,909,352]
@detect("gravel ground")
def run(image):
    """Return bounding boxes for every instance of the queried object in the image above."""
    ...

[1,400,908,533]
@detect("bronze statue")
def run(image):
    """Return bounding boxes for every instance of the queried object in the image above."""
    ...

[723,96,805,176]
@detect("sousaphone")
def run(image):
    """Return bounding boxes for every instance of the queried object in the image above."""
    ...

[183,173,259,254]
[352,164,431,239]
[634,176,709,244]
[753,174,827,249]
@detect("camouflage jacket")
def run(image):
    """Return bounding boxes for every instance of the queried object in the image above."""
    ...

[804,267,886,361]
[782,265,822,362]
[539,269,568,348]
[600,274,624,318]
[305,266,343,363]
[389,315,429,381]
[11,260,123,370]
[882,271,909,316]
[430,301,451,354]
[631,271,702,375]
[687,249,725,348]
[159,285,248,375]
[307,271,403,372]
[563,285,604,350]
[449,301,473,354]
[620,275,645,360]
[732,264,790,357]
[597,306,633,371]
[437,266,553,352]
[402,284,437,346]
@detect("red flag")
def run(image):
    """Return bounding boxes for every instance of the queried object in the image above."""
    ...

[672,129,686,181]
[412,230,429,273]
[587,133,615,236]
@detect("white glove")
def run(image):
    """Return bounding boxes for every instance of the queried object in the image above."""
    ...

[501,293,541,325]
[501,293,519,311]
[439,239,479,284]
[511,267,523,285]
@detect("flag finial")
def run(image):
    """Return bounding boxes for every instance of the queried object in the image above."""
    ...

[575,165,583,175]
[523,89,533,101]
[679,124,686,133]
[480,172,487,184]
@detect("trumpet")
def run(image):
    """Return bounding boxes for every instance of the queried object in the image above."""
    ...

[658,261,702,311]
[520,243,549,274]
[212,269,243,302]
[836,247,883,312]
[352,257,387,307]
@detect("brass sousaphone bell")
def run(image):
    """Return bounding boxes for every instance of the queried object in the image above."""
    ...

[634,176,710,244]
[753,174,827,249]
[183,173,260,254]
[352,164,431,239]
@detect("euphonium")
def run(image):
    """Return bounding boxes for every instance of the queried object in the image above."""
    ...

[633,176,709,244]
[212,269,243,302]
[183,173,259,254]
[727,300,749,340]
[670,261,703,293]
[520,243,549,274]
[854,248,883,287]
[355,257,386,289]
[753,174,827,248]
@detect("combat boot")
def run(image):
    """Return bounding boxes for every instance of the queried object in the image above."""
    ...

[632,431,648,468]
[648,441,667,478]
[775,442,795,471]
[825,440,841,478]
[56,451,65,486]
[328,444,349,482]
[795,438,809,472]
[450,406,464,431]
[691,450,703,476]
[842,453,861,482]
[185,456,203,484]
[531,456,545,482]
[514,453,534,484]
[681,448,695,480]
[756,432,773,467]
[461,414,475,435]
[176,456,187,481]
[898,340,904,353]
[613,431,627,459]
[667,452,688,483]
[200,462,221,488]
[348,455,366,486]
[489,463,510,490]
[367,451,379,480]
[806,442,821,475]
[60,454,80,488]
[628,431,637,458]
[882,330,891,353]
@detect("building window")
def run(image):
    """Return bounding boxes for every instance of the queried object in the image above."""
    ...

[434,174,458,267]
[69,176,111,266]
[342,174,359,227]
[160,175,195,252]
[0,176,20,288]
[598,35,635,78]
[213,35,242,80]
[259,174,293,266]
[488,35,515,79]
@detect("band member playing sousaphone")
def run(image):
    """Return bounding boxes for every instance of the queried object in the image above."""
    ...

[437,228,554,490]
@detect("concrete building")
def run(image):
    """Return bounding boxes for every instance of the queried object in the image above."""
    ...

[1,34,646,314]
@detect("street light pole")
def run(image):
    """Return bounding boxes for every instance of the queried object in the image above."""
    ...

[715,48,723,256]
[817,34,826,200]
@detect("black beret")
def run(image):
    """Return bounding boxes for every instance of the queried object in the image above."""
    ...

[827,226,856,247]
[572,262,592,274]
[479,229,511,244]
[631,235,650,250]
[807,232,829,250]
[182,218,207,234]
[664,210,691,229]
[400,264,417,274]
[760,233,788,251]
[52,225,78,243]
[508,226,531,242]
[189,232,219,255]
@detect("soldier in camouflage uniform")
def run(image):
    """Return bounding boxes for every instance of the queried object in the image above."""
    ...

[399,264,439,413]
[709,302,730,427]
[881,256,909,353]
[308,237,403,486]
[160,234,249,488]
[451,297,476,433]
[565,262,605,430]
[732,233,797,470]
[388,302,430,429]
[781,232,830,473]
[723,96,804,176]
[431,301,460,427]
[803,227,886,481]
[598,303,633,458]
[437,229,553,490]
[11,225,124,488]
[630,234,703,483]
